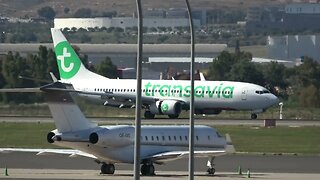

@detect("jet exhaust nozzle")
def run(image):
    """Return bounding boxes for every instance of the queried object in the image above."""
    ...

[89,132,99,144]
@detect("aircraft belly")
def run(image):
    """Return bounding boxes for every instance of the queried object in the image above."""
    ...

[194,97,233,110]
[85,145,189,164]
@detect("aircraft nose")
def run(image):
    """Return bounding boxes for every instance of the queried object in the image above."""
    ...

[269,94,279,106]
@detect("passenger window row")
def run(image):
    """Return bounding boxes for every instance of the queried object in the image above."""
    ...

[140,135,211,142]
[94,88,232,95]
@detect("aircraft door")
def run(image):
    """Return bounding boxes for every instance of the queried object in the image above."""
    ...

[160,132,166,146]
[241,88,247,100]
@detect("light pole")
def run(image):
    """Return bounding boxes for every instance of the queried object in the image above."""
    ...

[185,0,195,179]
[134,0,143,179]
[279,102,283,120]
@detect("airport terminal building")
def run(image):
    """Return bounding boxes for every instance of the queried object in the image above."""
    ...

[267,35,320,62]
[54,17,201,30]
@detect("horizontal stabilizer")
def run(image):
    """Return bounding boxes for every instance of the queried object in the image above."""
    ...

[0,88,41,93]
[18,75,52,83]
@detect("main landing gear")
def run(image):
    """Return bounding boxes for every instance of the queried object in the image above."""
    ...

[141,163,155,176]
[144,111,155,119]
[144,110,180,119]
[100,163,115,174]
[251,113,258,119]
[207,157,216,175]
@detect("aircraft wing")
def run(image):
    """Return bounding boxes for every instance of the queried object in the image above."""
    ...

[0,148,96,159]
[148,149,227,163]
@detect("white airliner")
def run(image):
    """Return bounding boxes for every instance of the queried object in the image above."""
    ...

[51,28,279,119]
[0,82,234,175]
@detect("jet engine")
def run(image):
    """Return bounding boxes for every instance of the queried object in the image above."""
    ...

[149,100,182,115]
[46,131,89,143]
[89,127,134,147]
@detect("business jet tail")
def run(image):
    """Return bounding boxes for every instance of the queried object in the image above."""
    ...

[51,28,107,83]
[41,82,97,133]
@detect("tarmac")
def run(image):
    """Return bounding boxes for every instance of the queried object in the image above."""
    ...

[1,169,320,180]
[1,152,320,179]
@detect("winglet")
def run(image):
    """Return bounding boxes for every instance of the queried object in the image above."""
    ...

[200,72,206,81]
[49,72,58,82]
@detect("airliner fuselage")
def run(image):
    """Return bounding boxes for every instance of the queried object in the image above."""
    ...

[72,78,279,119]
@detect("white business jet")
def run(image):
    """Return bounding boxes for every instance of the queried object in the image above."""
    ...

[0,82,234,175]
[51,28,278,119]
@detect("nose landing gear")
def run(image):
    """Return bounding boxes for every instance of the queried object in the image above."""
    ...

[207,157,216,175]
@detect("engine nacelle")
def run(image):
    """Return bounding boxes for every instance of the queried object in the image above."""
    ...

[149,100,182,115]
[89,126,134,147]
[47,131,89,143]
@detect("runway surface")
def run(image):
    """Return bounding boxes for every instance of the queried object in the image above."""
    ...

[2,169,320,180]
[0,152,320,179]
[1,116,320,126]
[0,152,319,173]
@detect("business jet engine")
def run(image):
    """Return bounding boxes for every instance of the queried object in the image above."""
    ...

[47,131,89,143]
[149,100,182,116]
[89,126,134,147]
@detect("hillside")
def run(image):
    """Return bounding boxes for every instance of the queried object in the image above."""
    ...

[0,0,290,18]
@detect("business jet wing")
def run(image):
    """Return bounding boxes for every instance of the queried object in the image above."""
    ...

[0,148,96,159]
[149,149,227,163]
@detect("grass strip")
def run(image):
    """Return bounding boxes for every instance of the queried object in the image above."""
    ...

[0,122,319,154]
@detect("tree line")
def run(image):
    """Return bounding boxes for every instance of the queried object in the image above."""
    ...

[0,46,117,103]
[207,51,320,108]
[0,47,319,108]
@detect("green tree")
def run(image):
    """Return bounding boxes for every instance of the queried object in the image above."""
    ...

[207,51,237,80]
[0,32,5,43]
[74,8,92,18]
[295,57,320,87]
[228,59,265,85]
[2,52,34,103]
[29,46,50,84]
[261,62,287,94]
[64,7,70,14]
[95,57,118,78]
[46,48,59,80]
[102,11,117,18]
[37,6,56,20]
[299,85,320,107]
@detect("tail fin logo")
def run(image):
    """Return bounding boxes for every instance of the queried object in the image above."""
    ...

[58,47,74,73]
[55,41,81,79]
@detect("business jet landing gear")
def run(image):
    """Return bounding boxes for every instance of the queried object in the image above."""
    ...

[144,111,155,119]
[206,157,215,175]
[141,163,155,176]
[251,113,257,119]
[100,163,115,174]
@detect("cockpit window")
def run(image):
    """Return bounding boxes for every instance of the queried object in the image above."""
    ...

[263,90,270,94]
[216,132,222,138]
[255,90,271,94]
